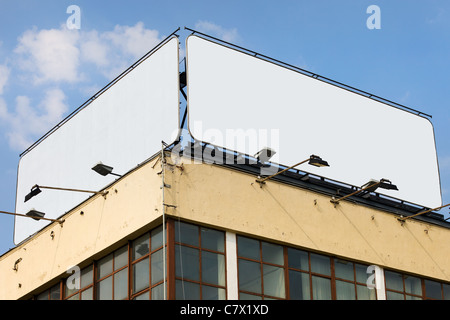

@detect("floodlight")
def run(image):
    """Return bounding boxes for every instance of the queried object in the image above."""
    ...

[256,154,329,186]
[254,147,277,163]
[92,162,122,177]
[24,185,41,202]
[26,209,46,221]
[308,154,330,167]
[24,184,109,203]
[330,178,398,205]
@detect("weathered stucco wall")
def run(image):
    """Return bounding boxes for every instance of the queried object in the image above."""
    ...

[0,157,163,300]
[164,158,450,283]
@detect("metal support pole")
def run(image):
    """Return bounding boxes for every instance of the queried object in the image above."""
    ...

[330,181,382,205]
[398,203,450,222]
[0,210,64,224]
[256,158,310,186]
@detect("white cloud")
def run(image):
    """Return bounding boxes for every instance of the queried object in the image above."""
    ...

[0,64,10,94]
[79,22,163,80]
[194,21,240,43]
[0,88,68,150]
[14,25,81,84]
[1,22,163,151]
[103,22,161,59]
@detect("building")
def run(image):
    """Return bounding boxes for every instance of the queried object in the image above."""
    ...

[1,29,449,301]
[1,144,450,300]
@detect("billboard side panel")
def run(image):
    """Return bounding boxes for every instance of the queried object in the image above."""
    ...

[14,37,180,244]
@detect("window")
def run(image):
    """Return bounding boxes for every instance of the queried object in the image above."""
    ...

[385,270,450,300]
[237,237,285,300]
[237,235,376,300]
[64,264,94,300]
[36,283,61,300]
[96,245,129,300]
[130,225,166,300]
[174,221,226,300]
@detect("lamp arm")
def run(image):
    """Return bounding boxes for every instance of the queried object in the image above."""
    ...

[36,185,108,196]
[0,210,64,223]
[330,181,381,204]
[256,158,310,184]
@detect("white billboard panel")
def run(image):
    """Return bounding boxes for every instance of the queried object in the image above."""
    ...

[14,36,180,244]
[186,35,442,209]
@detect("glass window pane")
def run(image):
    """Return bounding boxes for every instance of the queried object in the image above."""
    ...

[355,264,369,283]
[175,245,199,281]
[262,242,284,265]
[310,254,331,276]
[443,284,450,300]
[175,221,199,247]
[176,280,200,300]
[404,275,422,296]
[152,283,166,300]
[134,291,150,300]
[81,266,93,288]
[98,253,113,279]
[202,285,226,300]
[240,292,262,300]
[336,280,356,300]
[311,276,331,300]
[201,228,224,252]
[238,259,261,294]
[81,287,93,300]
[65,279,78,298]
[67,293,79,300]
[287,248,309,271]
[114,268,128,300]
[133,257,149,293]
[97,276,112,300]
[385,271,403,291]
[406,294,422,300]
[335,260,354,281]
[356,284,376,300]
[289,270,310,300]
[114,245,128,270]
[133,233,149,260]
[237,236,260,260]
[151,225,164,251]
[50,284,60,300]
[387,291,404,300]
[425,280,442,299]
[151,249,164,285]
[36,291,49,300]
[202,251,225,286]
[263,265,285,298]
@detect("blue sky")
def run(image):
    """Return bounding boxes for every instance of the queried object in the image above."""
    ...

[1,0,450,256]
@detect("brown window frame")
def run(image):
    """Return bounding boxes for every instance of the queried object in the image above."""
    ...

[173,220,227,300]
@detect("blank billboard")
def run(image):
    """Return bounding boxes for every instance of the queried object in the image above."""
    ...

[186,35,442,209]
[14,36,180,244]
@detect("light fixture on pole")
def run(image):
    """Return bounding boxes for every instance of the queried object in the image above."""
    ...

[0,210,64,224]
[330,178,398,205]
[91,162,122,177]
[254,147,276,164]
[397,203,450,223]
[24,184,109,203]
[256,154,329,186]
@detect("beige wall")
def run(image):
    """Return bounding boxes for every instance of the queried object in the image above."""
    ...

[1,154,449,300]
[0,156,163,300]
[165,158,450,283]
